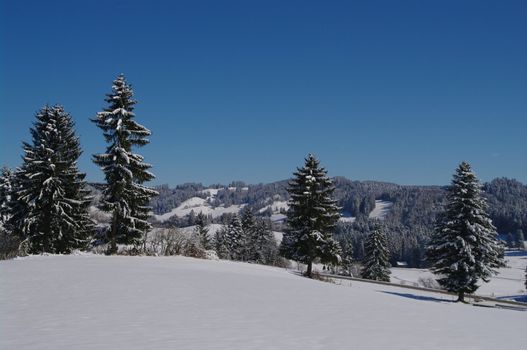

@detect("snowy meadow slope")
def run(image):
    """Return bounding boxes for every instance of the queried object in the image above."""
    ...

[1,255,525,350]
[389,250,527,301]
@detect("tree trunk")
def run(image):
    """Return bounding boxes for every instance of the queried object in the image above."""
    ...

[306,260,313,278]
[457,291,465,303]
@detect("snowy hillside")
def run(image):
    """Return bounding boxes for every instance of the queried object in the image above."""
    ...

[259,200,289,223]
[339,199,393,223]
[154,195,246,223]
[151,187,396,225]
[1,255,525,350]
[258,200,289,214]
[390,250,527,301]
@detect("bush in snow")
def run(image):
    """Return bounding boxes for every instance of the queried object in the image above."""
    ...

[417,276,440,289]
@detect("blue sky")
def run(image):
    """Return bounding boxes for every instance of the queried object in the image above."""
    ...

[1,0,526,186]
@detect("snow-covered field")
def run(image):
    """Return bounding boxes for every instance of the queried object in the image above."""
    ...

[390,250,527,301]
[369,200,393,219]
[1,255,525,350]
[258,200,289,214]
[339,200,393,223]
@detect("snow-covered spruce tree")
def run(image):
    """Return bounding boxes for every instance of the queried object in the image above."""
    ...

[193,212,210,250]
[92,75,158,254]
[280,154,342,278]
[253,220,278,264]
[214,227,230,259]
[426,161,505,302]
[224,215,245,260]
[361,223,391,281]
[16,105,93,253]
[241,207,258,261]
[3,168,28,251]
[338,235,355,276]
[0,167,14,228]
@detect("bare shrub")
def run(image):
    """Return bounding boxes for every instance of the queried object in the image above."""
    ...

[418,276,440,289]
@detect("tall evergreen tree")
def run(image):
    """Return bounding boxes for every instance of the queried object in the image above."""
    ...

[280,154,342,278]
[15,105,93,253]
[426,162,505,302]
[92,75,158,253]
[361,223,391,281]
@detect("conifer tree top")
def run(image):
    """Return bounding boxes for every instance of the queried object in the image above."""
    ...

[105,74,136,112]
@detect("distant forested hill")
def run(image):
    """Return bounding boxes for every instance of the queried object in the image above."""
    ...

[147,177,526,235]
[95,176,525,268]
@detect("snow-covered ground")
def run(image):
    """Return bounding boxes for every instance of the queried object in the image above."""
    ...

[154,196,246,222]
[369,200,393,219]
[390,250,527,301]
[258,200,289,214]
[1,255,525,350]
[270,213,287,223]
[199,188,221,197]
[259,199,288,223]
[339,212,356,223]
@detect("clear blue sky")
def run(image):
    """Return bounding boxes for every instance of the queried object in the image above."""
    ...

[1,0,526,186]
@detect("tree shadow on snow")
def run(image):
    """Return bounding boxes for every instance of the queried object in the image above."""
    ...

[380,291,454,303]
[504,250,527,257]
[496,295,527,303]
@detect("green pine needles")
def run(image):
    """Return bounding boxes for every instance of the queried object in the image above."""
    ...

[15,105,93,253]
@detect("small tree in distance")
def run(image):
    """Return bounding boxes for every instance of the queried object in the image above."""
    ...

[194,212,210,250]
[514,229,525,250]
[361,222,391,282]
